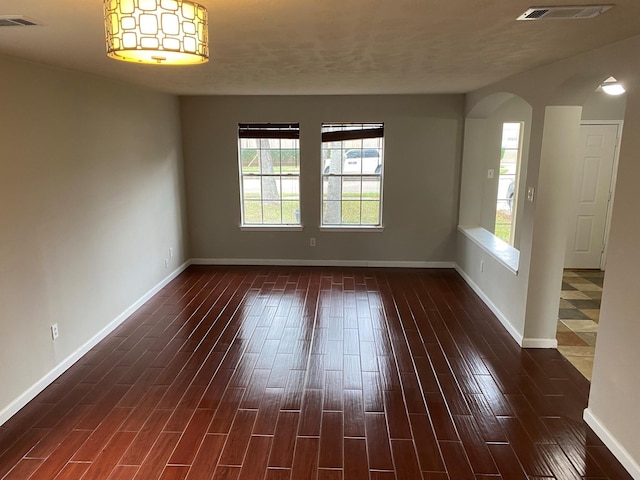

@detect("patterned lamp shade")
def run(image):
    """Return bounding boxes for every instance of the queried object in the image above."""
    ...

[104,0,208,65]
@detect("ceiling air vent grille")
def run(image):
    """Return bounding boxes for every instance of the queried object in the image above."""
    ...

[0,16,40,27]
[517,5,613,20]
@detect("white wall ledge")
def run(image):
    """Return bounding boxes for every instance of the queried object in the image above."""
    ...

[458,226,520,274]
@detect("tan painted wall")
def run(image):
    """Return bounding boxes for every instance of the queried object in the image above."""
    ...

[0,54,188,415]
[582,91,627,121]
[588,87,640,469]
[180,95,464,264]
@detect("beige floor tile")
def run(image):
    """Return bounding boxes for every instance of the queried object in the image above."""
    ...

[556,331,589,346]
[560,291,591,300]
[556,321,571,332]
[558,345,596,357]
[576,332,598,346]
[572,283,603,292]
[584,291,603,300]
[563,271,580,278]
[565,278,592,284]
[564,355,594,381]
[559,299,574,309]
[561,319,599,332]
[581,309,600,321]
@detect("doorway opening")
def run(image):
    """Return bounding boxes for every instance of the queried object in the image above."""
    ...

[555,92,625,379]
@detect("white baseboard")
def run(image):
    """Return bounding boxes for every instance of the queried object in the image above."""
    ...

[584,408,640,479]
[191,258,456,269]
[522,337,558,348]
[0,260,191,427]
[454,264,525,347]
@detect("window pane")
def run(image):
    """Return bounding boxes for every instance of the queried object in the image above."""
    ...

[282,200,300,224]
[281,175,300,201]
[282,149,299,173]
[280,138,297,149]
[323,201,341,225]
[243,200,263,224]
[241,148,259,174]
[261,176,280,201]
[323,177,342,201]
[269,148,282,174]
[242,177,259,199]
[362,177,381,200]
[341,200,361,224]
[342,176,361,200]
[263,201,282,224]
[362,201,380,225]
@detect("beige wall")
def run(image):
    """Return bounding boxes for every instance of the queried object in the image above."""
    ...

[0,55,188,418]
[588,86,640,472]
[180,95,464,264]
[582,90,627,121]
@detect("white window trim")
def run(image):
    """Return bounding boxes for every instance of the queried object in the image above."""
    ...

[238,123,301,227]
[320,123,385,228]
[239,225,304,232]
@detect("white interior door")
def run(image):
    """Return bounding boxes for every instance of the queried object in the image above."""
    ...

[565,123,619,269]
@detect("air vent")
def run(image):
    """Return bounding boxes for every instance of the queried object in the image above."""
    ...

[517,5,613,20]
[0,16,40,27]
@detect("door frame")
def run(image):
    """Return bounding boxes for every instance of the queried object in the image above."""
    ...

[579,120,624,270]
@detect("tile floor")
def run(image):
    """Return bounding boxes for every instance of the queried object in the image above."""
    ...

[556,269,604,380]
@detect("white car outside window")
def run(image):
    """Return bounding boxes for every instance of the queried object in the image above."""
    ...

[324,148,382,174]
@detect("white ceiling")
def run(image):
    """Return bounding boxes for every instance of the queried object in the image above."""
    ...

[1,0,640,96]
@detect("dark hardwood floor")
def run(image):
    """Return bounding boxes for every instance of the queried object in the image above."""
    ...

[0,266,632,479]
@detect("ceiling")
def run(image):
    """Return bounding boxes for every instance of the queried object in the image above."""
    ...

[1,0,639,96]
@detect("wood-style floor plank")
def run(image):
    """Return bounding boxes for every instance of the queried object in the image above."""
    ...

[0,266,632,479]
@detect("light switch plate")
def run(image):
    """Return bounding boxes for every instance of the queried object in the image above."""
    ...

[527,187,535,202]
[487,169,494,179]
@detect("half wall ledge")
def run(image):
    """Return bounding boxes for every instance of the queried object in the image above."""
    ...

[458,226,520,274]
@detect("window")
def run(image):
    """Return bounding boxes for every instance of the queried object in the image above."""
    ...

[321,123,384,227]
[238,123,300,226]
[495,122,522,244]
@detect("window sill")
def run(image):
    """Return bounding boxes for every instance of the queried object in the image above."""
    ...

[320,226,384,232]
[458,226,519,274]
[240,225,304,232]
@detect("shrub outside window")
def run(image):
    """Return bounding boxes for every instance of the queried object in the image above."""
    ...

[321,123,384,227]
[238,123,300,226]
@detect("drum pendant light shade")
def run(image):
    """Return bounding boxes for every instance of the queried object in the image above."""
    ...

[104,0,208,65]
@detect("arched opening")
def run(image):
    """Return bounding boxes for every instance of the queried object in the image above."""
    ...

[460,93,533,251]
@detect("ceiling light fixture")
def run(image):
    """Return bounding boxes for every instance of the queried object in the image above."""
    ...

[601,76,625,96]
[104,0,208,65]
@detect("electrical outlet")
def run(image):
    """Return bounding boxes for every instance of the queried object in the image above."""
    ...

[165,259,169,268]
[169,247,174,258]
[310,237,316,247]
[51,323,59,341]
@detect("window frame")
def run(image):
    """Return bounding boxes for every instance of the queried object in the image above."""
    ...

[237,123,302,229]
[320,123,385,229]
